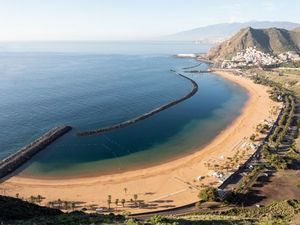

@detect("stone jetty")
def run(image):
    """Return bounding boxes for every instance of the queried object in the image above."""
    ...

[0,126,72,179]
[78,71,198,136]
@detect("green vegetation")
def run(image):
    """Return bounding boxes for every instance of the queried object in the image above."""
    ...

[137,200,300,225]
[0,195,62,221]
[202,199,300,225]
[234,166,264,193]
[268,95,295,148]
[247,67,300,99]
[3,194,300,225]
[198,187,219,202]
[1,195,126,225]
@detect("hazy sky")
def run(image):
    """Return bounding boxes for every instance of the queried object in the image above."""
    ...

[0,0,300,40]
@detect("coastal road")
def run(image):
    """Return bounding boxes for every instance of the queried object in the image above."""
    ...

[129,203,197,220]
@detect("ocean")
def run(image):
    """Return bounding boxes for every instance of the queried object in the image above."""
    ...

[0,41,248,178]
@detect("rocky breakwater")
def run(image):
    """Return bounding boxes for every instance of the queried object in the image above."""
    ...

[78,71,198,136]
[0,126,72,180]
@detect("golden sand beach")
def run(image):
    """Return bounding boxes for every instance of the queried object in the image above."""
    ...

[0,71,280,213]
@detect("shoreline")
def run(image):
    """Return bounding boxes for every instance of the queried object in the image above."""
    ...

[0,70,280,213]
[17,71,247,181]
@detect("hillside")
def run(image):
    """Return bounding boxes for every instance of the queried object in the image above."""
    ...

[294,27,300,32]
[0,195,62,221]
[164,21,300,43]
[1,195,300,224]
[208,27,300,61]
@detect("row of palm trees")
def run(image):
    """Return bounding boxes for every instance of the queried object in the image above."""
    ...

[47,199,77,210]
[107,194,139,209]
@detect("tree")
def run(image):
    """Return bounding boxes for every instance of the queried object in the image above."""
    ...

[57,199,62,208]
[62,201,68,210]
[107,195,112,209]
[37,194,43,203]
[71,202,76,211]
[262,144,270,158]
[133,194,138,203]
[150,215,166,224]
[123,187,128,194]
[15,193,19,199]
[115,198,119,208]
[198,187,219,202]
[121,199,126,207]
[29,195,35,203]
[250,134,256,141]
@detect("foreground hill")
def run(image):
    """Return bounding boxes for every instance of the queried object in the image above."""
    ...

[1,195,300,224]
[208,27,300,61]
[164,21,300,43]
[0,195,62,221]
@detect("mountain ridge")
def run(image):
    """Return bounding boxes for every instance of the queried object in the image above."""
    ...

[207,27,300,61]
[164,21,300,43]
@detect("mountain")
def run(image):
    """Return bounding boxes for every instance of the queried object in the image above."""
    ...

[293,27,300,32]
[164,21,300,43]
[207,27,300,61]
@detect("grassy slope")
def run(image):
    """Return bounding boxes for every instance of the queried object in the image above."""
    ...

[173,200,300,225]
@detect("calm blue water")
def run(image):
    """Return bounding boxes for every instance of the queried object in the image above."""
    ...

[0,41,248,178]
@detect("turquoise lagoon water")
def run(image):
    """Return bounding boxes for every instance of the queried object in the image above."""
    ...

[0,41,248,178]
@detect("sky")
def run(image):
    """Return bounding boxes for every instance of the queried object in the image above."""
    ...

[0,0,300,41]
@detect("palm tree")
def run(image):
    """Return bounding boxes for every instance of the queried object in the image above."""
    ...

[107,199,111,209]
[47,201,53,208]
[57,199,62,208]
[121,199,126,207]
[37,194,42,203]
[107,195,112,209]
[16,193,19,199]
[30,195,35,203]
[63,201,69,210]
[71,202,76,211]
[123,188,127,194]
[133,194,138,205]
[115,199,119,209]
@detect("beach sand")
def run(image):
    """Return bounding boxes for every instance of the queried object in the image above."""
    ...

[0,71,280,213]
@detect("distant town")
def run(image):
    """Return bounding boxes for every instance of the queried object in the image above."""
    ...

[221,46,300,69]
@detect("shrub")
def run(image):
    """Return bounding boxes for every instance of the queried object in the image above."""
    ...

[250,134,256,141]
[150,215,168,224]
[198,187,219,202]
[126,218,141,225]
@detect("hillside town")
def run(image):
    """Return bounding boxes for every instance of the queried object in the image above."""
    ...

[221,46,300,69]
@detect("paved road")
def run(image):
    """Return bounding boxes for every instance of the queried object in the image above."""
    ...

[129,203,197,220]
